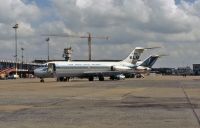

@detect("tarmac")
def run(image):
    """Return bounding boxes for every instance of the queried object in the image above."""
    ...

[0,76,200,128]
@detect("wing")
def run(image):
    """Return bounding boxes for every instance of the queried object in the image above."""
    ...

[82,70,137,77]
[82,71,121,77]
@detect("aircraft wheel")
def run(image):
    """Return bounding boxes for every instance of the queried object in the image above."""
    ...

[110,76,115,80]
[59,77,64,82]
[64,77,70,82]
[99,76,104,81]
[40,79,44,83]
[88,77,94,81]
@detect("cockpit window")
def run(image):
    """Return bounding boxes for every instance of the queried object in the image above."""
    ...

[42,67,48,71]
[38,64,48,68]
[42,64,47,67]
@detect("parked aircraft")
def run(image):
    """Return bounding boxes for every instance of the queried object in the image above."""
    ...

[34,47,160,82]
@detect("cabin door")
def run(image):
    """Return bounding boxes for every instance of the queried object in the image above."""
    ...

[48,63,56,74]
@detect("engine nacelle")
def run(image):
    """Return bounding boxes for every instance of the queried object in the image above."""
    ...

[111,65,131,71]
[136,66,151,71]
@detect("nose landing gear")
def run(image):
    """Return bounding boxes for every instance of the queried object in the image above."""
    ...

[40,78,44,83]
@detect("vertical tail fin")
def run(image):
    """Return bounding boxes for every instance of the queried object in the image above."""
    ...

[138,55,159,68]
[122,47,145,64]
[122,46,161,64]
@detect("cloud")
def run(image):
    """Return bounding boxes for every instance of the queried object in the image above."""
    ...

[0,0,40,23]
[0,0,41,60]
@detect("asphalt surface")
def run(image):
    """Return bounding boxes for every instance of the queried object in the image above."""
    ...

[0,76,200,128]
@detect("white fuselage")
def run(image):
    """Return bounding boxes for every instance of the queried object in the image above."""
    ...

[51,61,134,77]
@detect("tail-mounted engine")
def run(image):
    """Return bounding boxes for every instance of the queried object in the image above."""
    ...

[111,65,131,71]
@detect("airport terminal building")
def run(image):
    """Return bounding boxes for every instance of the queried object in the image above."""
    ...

[193,64,200,75]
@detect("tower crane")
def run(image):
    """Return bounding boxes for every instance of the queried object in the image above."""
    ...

[44,32,109,61]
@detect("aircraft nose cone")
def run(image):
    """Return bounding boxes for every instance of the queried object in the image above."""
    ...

[34,69,40,77]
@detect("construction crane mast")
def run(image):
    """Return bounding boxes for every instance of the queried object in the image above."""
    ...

[87,33,92,61]
[80,32,108,60]
[45,32,108,61]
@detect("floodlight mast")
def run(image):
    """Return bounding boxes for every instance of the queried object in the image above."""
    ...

[13,24,18,76]
[21,47,24,78]
[46,37,50,61]
[21,47,24,66]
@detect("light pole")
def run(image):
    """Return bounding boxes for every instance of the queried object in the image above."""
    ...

[13,24,18,76]
[46,37,50,61]
[21,48,24,78]
[21,48,24,67]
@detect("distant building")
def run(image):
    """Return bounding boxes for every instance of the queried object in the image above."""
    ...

[151,68,175,75]
[152,66,194,76]
[193,64,200,75]
[176,66,193,76]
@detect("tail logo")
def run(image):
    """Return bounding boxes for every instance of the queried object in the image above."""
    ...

[133,53,140,60]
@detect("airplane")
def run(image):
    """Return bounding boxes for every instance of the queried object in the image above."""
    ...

[34,47,160,82]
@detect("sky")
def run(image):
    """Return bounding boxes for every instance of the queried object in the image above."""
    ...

[0,0,200,68]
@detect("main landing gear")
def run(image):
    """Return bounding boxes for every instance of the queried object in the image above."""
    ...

[99,76,104,81]
[57,77,70,82]
[88,76,94,81]
[88,76,105,81]
[40,78,44,83]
